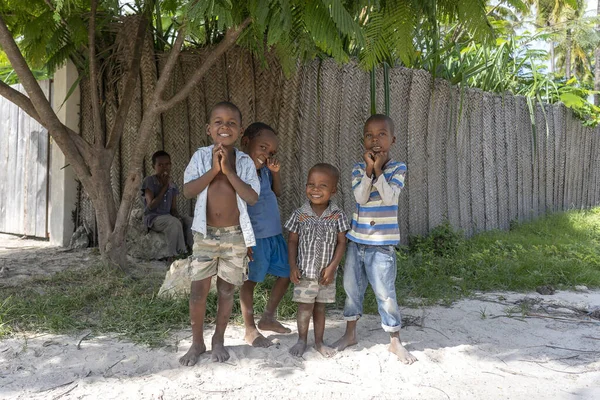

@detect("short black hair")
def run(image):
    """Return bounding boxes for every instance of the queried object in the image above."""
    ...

[308,163,340,186]
[365,114,395,135]
[208,101,242,124]
[152,150,170,166]
[243,122,276,141]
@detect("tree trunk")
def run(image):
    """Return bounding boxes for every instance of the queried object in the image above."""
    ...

[595,0,600,106]
[0,12,251,268]
[565,28,572,79]
[103,18,251,267]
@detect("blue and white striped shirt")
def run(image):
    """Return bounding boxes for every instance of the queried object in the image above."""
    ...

[346,160,406,246]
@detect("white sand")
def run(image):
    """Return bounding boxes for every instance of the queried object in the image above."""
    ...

[1,291,599,400]
[1,234,600,399]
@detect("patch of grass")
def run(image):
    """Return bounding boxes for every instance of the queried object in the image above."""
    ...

[0,265,298,346]
[0,266,191,346]
[394,208,600,305]
[1,207,599,345]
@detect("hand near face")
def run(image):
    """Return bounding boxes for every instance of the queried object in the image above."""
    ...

[267,157,280,173]
[374,151,388,171]
[219,146,234,176]
[212,144,223,173]
[158,171,170,188]
[363,150,375,168]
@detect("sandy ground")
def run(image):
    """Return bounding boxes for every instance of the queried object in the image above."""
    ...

[1,234,600,399]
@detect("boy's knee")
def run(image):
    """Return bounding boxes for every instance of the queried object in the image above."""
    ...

[217,280,236,297]
[190,289,206,304]
[171,218,183,230]
[189,280,209,303]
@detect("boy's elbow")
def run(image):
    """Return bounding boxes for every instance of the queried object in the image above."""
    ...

[182,185,194,199]
[247,192,259,206]
[355,196,368,205]
[382,196,400,206]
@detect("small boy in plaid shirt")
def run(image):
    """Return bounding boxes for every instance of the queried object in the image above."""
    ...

[284,163,350,358]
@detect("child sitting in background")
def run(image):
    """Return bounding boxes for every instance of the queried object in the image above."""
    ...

[141,150,193,260]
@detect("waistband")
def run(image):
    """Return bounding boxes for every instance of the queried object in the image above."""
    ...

[207,225,242,235]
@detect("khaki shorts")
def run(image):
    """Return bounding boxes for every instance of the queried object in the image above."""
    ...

[189,226,248,286]
[293,276,336,304]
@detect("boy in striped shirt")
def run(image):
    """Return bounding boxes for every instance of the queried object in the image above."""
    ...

[332,114,418,365]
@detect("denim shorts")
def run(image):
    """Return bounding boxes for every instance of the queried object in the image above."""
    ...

[342,241,402,332]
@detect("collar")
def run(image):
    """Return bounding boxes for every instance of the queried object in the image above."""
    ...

[300,200,340,218]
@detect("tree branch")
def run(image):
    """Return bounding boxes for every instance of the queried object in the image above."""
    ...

[157,17,252,113]
[0,14,92,178]
[108,17,252,246]
[0,81,43,125]
[155,26,186,102]
[106,14,149,152]
[88,0,105,148]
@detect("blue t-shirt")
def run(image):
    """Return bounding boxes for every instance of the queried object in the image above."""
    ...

[247,166,282,239]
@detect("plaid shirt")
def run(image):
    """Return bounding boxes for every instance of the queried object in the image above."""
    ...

[284,201,350,279]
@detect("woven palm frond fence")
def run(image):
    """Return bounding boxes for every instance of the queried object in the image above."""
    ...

[79,35,600,245]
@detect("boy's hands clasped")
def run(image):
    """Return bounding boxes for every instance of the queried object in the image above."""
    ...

[364,150,375,168]
[212,144,223,173]
[373,151,388,173]
[212,143,235,176]
[364,150,388,177]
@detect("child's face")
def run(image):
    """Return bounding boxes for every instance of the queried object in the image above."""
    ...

[153,156,171,177]
[206,106,242,147]
[364,119,395,154]
[243,130,278,169]
[305,170,336,206]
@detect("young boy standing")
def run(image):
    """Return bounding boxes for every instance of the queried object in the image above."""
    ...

[141,150,193,259]
[240,123,291,348]
[285,163,349,358]
[179,101,260,366]
[333,114,418,365]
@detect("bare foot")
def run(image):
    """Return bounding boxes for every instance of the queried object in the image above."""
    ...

[244,328,273,348]
[257,317,291,334]
[179,342,206,366]
[289,339,307,357]
[389,337,418,365]
[315,343,336,358]
[332,334,357,351]
[211,339,230,363]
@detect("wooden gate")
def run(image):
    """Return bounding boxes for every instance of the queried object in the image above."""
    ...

[0,80,51,238]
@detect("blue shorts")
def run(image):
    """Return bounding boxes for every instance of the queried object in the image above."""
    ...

[248,234,290,283]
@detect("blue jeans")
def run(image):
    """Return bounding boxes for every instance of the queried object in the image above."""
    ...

[342,241,402,332]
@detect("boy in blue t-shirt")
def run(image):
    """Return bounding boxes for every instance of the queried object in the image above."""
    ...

[240,122,291,347]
